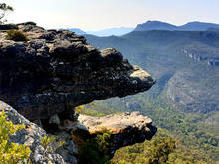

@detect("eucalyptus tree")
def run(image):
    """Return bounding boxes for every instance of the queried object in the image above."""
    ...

[0,3,13,24]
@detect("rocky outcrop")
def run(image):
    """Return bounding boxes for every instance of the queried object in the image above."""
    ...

[0,100,156,163]
[0,22,157,163]
[0,101,66,164]
[0,22,155,120]
[0,24,18,30]
[77,112,157,153]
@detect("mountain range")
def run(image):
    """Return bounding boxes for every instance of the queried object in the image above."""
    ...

[134,21,219,31]
[66,21,219,36]
[84,24,219,161]
[85,28,219,114]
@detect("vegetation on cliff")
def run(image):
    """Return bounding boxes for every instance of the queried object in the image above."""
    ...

[80,100,218,163]
[78,127,111,164]
[6,30,29,41]
[0,110,31,163]
[112,132,212,164]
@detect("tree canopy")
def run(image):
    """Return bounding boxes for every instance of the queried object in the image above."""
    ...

[0,3,13,24]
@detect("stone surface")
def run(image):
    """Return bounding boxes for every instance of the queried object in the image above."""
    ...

[0,22,157,163]
[0,24,18,30]
[0,101,68,164]
[0,22,155,120]
[77,112,157,153]
[0,100,156,163]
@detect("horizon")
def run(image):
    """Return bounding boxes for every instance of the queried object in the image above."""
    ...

[2,0,219,31]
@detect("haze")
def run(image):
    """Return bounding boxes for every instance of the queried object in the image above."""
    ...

[2,0,219,30]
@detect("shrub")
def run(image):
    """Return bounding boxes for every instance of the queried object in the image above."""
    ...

[111,136,211,164]
[0,110,31,163]
[41,135,65,155]
[6,30,29,41]
[78,127,111,164]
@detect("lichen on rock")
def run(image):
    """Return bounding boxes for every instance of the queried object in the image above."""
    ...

[0,22,155,120]
[0,22,156,163]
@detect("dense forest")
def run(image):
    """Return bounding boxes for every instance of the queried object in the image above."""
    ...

[84,28,219,163]
[77,97,218,163]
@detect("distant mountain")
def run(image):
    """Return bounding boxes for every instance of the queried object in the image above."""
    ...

[180,21,219,31]
[134,21,219,31]
[86,30,219,113]
[64,28,86,35]
[86,27,134,36]
[135,21,177,31]
[208,28,219,32]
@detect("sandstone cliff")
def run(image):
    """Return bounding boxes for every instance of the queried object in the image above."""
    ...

[0,22,156,163]
[0,22,155,121]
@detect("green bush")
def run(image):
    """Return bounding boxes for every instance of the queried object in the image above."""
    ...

[111,135,212,164]
[0,110,31,163]
[6,30,29,41]
[78,128,111,164]
[41,135,65,155]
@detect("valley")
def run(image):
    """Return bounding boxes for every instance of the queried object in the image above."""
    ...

[84,29,219,162]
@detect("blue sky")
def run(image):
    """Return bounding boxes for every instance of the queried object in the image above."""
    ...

[2,0,219,30]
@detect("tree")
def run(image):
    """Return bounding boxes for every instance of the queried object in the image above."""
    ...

[0,3,13,24]
[0,110,31,163]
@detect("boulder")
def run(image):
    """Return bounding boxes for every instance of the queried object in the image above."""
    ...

[77,112,157,153]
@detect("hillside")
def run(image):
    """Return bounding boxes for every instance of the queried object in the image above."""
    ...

[134,21,219,31]
[85,30,219,161]
[86,30,219,113]
[135,21,177,31]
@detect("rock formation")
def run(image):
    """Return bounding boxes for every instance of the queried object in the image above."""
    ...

[0,22,155,120]
[78,112,157,153]
[0,101,66,164]
[0,101,156,164]
[0,22,156,163]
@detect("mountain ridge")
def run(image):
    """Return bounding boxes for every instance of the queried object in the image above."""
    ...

[134,20,219,31]
[85,29,219,113]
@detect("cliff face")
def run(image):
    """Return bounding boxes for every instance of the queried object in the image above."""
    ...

[0,22,156,163]
[0,22,155,120]
[0,101,156,164]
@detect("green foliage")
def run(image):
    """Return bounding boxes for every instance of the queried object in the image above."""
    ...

[0,3,13,24]
[141,98,219,161]
[75,102,120,117]
[96,132,111,154]
[78,128,111,164]
[41,135,65,154]
[0,110,31,163]
[6,30,29,41]
[112,135,212,164]
[86,27,219,162]
[94,96,219,162]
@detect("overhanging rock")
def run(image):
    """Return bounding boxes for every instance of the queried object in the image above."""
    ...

[0,22,155,120]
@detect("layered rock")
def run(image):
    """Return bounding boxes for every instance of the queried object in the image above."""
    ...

[0,22,155,120]
[0,22,157,163]
[77,112,157,153]
[0,101,156,164]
